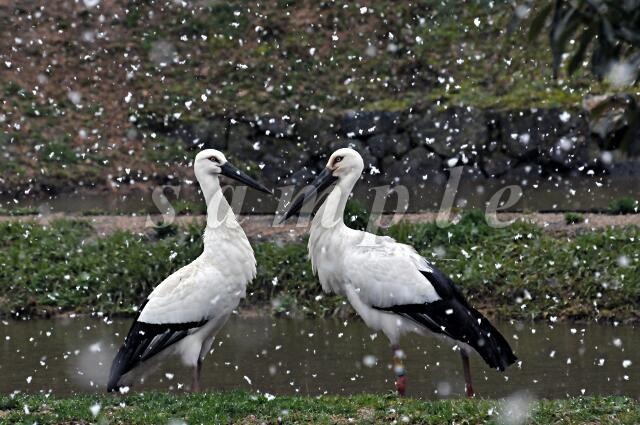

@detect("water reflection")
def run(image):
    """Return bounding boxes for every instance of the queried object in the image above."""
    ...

[0,317,637,399]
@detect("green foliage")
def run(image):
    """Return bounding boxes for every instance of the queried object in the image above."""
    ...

[153,223,179,238]
[527,0,640,81]
[172,199,207,215]
[564,212,585,225]
[0,213,638,322]
[343,199,371,231]
[40,141,78,164]
[124,9,141,28]
[1,392,638,424]
[384,212,639,321]
[142,136,188,165]
[525,0,640,154]
[3,81,22,97]
[608,197,638,215]
[251,241,335,317]
[386,210,538,251]
[0,221,203,316]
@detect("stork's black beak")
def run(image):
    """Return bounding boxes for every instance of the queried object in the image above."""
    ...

[279,167,338,223]
[220,162,273,195]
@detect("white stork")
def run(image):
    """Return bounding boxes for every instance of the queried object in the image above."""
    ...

[281,148,517,397]
[107,149,272,392]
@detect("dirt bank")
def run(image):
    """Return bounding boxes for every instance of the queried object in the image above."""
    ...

[1,212,639,240]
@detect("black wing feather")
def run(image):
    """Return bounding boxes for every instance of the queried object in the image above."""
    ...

[107,300,207,392]
[375,267,517,371]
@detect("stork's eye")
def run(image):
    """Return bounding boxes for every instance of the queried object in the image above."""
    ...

[334,156,344,164]
[209,156,219,163]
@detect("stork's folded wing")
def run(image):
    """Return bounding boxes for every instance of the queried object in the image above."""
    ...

[344,238,441,308]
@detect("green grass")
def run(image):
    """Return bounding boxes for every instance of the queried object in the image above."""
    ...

[344,199,372,231]
[608,198,639,215]
[0,206,40,216]
[0,212,638,321]
[564,212,585,225]
[0,392,637,424]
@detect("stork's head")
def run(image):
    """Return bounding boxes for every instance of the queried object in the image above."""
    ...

[194,149,227,175]
[193,149,272,194]
[325,148,365,179]
[280,147,364,222]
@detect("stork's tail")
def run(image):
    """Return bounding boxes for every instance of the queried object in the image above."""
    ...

[107,346,128,392]
[375,300,517,371]
[467,307,517,371]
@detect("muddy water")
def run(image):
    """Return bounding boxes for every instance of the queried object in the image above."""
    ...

[0,317,637,399]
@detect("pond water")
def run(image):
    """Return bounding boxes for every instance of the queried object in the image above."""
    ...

[1,317,637,399]
[4,174,640,214]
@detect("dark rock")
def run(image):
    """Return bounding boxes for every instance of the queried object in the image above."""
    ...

[392,133,411,156]
[295,117,337,155]
[508,163,545,179]
[259,153,288,183]
[254,137,307,171]
[484,111,502,153]
[505,131,538,159]
[280,142,310,171]
[383,147,443,182]
[381,155,396,172]
[259,137,311,184]
[281,166,315,186]
[367,134,390,158]
[366,133,411,158]
[543,136,577,168]
[409,106,487,157]
[262,147,309,185]
[498,109,589,163]
[481,150,514,177]
[583,94,640,153]
[329,137,365,152]
[360,147,379,172]
[227,121,260,161]
[405,146,443,177]
[542,133,602,170]
[499,111,544,159]
[296,116,336,139]
[339,111,399,137]
[152,105,638,197]
[607,159,640,176]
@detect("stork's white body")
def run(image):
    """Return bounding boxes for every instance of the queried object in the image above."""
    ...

[108,150,264,392]
[139,222,255,368]
[292,148,516,396]
[308,177,440,346]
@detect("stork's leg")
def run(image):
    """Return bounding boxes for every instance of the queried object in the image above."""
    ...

[392,345,407,396]
[192,358,203,393]
[460,350,474,398]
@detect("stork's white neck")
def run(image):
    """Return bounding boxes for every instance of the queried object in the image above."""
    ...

[196,171,221,208]
[311,170,359,232]
[308,170,361,292]
[196,171,241,251]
